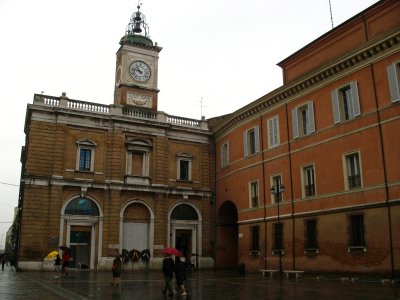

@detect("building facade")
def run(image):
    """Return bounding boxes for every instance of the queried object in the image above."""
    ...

[18,7,215,270]
[17,0,399,275]
[214,0,400,275]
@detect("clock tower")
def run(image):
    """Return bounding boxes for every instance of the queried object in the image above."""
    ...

[114,5,162,110]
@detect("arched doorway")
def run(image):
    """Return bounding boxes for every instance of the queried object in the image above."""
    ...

[216,201,238,269]
[62,197,102,269]
[169,203,201,258]
[121,201,153,255]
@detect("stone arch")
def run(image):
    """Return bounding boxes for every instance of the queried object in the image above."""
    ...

[60,195,103,270]
[120,200,154,257]
[216,200,238,269]
[168,202,202,258]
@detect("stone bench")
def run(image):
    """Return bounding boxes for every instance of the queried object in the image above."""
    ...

[284,270,304,279]
[260,269,279,278]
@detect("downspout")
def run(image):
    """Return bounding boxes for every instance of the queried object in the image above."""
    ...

[284,103,296,270]
[259,115,268,270]
[370,63,395,278]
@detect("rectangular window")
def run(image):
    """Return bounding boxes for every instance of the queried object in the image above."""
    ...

[250,226,260,252]
[249,181,259,208]
[349,214,365,247]
[273,223,284,253]
[331,81,360,123]
[221,142,230,168]
[292,101,315,138]
[243,126,260,157]
[387,62,400,103]
[303,165,315,197]
[177,153,192,181]
[267,116,280,148]
[345,152,361,189]
[271,175,283,203]
[79,148,92,171]
[179,160,189,181]
[304,219,318,249]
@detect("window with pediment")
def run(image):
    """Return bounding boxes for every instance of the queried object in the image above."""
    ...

[125,138,152,184]
[76,139,96,172]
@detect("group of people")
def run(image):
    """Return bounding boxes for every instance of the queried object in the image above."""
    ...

[162,254,189,296]
[1,253,16,271]
[53,249,72,278]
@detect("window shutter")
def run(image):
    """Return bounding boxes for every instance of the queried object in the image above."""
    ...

[331,89,340,124]
[292,108,299,139]
[254,126,260,153]
[243,130,248,157]
[308,101,315,133]
[227,142,230,165]
[350,81,361,117]
[220,145,224,168]
[268,118,274,147]
[387,63,400,102]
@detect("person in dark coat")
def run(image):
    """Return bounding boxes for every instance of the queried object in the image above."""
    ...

[174,257,187,296]
[111,255,122,286]
[162,255,176,295]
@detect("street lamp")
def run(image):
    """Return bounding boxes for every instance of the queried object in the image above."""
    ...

[270,184,285,279]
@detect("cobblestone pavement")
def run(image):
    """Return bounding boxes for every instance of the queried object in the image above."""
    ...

[0,268,399,300]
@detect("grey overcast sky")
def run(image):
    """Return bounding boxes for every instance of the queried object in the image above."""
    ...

[0,0,380,249]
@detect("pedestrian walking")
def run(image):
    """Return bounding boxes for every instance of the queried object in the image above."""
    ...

[174,256,187,296]
[61,250,71,277]
[190,254,196,271]
[162,254,176,296]
[9,256,16,271]
[54,254,61,278]
[1,254,6,271]
[111,255,122,286]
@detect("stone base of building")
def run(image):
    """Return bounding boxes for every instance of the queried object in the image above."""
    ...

[19,257,215,271]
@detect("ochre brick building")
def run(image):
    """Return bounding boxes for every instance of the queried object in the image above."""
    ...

[18,0,399,276]
[18,6,215,270]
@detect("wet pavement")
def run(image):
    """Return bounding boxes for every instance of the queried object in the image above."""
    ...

[0,268,399,300]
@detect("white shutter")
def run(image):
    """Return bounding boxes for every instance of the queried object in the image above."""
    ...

[123,222,148,251]
[308,102,315,133]
[331,89,341,124]
[227,142,230,165]
[220,145,224,168]
[243,130,248,157]
[254,126,260,153]
[268,118,279,147]
[268,119,274,147]
[292,108,299,139]
[387,63,400,102]
[350,81,361,117]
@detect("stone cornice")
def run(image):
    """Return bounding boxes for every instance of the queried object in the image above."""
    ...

[213,29,400,138]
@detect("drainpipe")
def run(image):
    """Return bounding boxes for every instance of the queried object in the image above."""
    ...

[284,103,296,270]
[370,63,395,278]
[259,115,268,270]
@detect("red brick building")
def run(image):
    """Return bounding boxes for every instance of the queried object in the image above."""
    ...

[214,0,400,275]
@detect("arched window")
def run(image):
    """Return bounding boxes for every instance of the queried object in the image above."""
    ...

[65,198,100,216]
[171,204,198,220]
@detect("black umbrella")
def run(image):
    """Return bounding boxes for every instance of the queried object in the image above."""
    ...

[59,245,70,251]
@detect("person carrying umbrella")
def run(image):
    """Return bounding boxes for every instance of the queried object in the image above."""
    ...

[60,246,71,277]
[161,252,177,296]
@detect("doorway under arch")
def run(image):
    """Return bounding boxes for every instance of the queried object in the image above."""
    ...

[216,201,238,269]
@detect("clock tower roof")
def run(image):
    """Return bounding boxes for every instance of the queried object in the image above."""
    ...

[120,5,161,52]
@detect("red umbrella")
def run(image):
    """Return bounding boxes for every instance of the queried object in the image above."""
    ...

[162,248,183,257]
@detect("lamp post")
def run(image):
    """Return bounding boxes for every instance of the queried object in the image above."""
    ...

[271,184,285,279]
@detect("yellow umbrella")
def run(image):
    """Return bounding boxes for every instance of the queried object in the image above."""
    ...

[46,251,59,259]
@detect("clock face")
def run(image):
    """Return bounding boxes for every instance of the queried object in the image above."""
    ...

[129,61,151,82]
